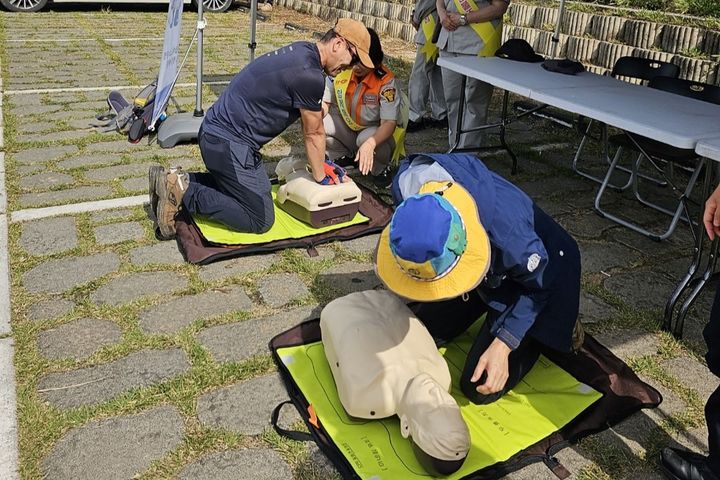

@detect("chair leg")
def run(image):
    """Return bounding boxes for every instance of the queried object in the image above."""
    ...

[633,156,699,224]
[573,123,633,190]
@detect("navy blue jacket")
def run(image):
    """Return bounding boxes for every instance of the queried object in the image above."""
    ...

[392,153,581,352]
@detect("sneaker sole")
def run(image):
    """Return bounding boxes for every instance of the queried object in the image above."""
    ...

[154,172,176,240]
[148,165,164,221]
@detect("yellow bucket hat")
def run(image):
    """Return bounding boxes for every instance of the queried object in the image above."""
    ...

[376,181,491,302]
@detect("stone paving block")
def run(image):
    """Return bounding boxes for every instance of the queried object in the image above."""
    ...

[197,374,298,435]
[257,273,310,308]
[663,356,717,403]
[139,285,253,334]
[178,449,294,480]
[20,185,112,208]
[17,129,93,144]
[557,211,616,239]
[28,298,76,322]
[23,252,121,294]
[604,270,676,311]
[579,241,642,274]
[57,154,120,170]
[301,444,341,480]
[20,217,78,256]
[19,172,75,191]
[84,163,148,181]
[13,144,79,165]
[85,140,152,154]
[594,329,660,362]
[38,318,122,361]
[197,254,276,282]
[91,208,133,222]
[17,164,45,175]
[596,410,661,457]
[13,103,62,116]
[342,233,380,255]
[197,306,316,363]
[579,291,615,324]
[17,121,56,134]
[94,221,144,245]
[90,271,188,306]
[38,348,190,409]
[42,405,184,480]
[317,261,382,295]
[129,242,186,265]
[121,176,147,192]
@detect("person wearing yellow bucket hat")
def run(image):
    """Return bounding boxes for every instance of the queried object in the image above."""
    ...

[375,152,582,405]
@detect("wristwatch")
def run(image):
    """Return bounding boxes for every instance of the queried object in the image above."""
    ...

[459,14,468,26]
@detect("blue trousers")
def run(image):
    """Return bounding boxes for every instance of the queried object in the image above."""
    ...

[182,130,274,234]
[705,287,720,475]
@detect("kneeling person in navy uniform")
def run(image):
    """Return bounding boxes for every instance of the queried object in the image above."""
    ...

[375,153,582,404]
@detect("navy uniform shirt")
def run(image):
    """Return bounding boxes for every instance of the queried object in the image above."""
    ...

[201,41,325,151]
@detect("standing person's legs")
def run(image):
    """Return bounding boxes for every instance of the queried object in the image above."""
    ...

[460,317,541,405]
[182,131,274,233]
[324,108,358,160]
[440,50,464,149]
[356,127,394,176]
[408,47,431,123]
[704,288,720,476]
[428,61,447,123]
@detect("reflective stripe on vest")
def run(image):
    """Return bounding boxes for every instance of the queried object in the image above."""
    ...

[452,0,503,57]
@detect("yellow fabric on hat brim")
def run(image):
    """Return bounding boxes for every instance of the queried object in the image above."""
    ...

[375,181,491,302]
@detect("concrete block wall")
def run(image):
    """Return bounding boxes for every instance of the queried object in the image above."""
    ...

[275,0,720,85]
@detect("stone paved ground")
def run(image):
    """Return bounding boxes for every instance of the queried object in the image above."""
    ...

[1,3,717,480]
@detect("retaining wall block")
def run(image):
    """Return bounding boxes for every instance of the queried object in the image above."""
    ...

[673,56,716,83]
[399,5,413,23]
[534,31,570,57]
[375,17,389,34]
[586,65,609,76]
[566,36,601,63]
[623,20,662,49]
[359,0,372,14]
[401,23,415,42]
[318,4,332,18]
[661,25,705,54]
[387,20,404,38]
[533,7,559,31]
[502,25,515,42]
[562,10,592,37]
[310,3,322,15]
[508,3,537,27]
[348,0,361,13]
[372,0,389,18]
[632,47,673,65]
[588,14,625,42]
[389,3,404,22]
[703,30,720,57]
[511,26,540,47]
[596,41,635,69]
[350,10,362,21]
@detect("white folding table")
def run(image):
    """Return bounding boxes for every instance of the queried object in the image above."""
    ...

[438,56,720,337]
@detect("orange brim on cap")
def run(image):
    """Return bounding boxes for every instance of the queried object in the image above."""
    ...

[375,181,491,302]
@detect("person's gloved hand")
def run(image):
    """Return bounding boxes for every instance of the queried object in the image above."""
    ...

[318,158,347,185]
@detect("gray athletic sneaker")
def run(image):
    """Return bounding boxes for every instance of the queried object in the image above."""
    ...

[155,167,189,240]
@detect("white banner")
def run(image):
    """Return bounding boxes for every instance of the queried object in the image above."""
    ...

[151,0,184,129]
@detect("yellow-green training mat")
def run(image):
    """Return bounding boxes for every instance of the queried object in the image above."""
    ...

[191,185,369,245]
[276,320,601,479]
[270,318,662,479]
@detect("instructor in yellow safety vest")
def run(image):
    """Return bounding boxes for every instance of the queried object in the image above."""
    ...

[322,28,408,186]
[436,0,509,149]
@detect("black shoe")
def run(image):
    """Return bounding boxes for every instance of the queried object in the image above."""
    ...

[372,167,395,189]
[406,118,426,133]
[429,117,448,129]
[660,448,720,480]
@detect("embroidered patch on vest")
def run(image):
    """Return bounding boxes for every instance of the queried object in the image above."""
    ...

[381,87,396,103]
[363,94,379,105]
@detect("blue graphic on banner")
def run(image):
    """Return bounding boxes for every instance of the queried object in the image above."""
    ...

[151,0,184,129]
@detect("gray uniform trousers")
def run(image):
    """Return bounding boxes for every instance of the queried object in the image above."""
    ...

[323,108,393,176]
[439,50,494,150]
[408,48,447,123]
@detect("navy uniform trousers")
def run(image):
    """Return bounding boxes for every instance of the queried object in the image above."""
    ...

[705,286,720,475]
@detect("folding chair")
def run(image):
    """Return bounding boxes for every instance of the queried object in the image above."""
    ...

[572,57,680,188]
[594,76,720,241]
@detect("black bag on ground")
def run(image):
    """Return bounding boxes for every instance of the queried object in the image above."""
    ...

[92,81,159,143]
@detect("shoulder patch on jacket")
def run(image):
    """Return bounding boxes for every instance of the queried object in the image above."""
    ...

[381,87,396,103]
